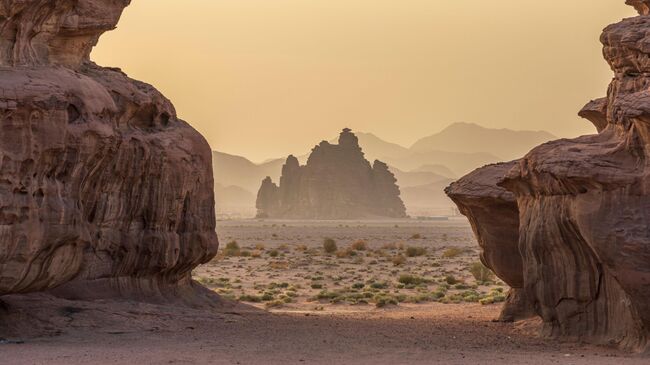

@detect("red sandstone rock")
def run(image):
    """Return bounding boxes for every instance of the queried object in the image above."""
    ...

[445,162,534,322]
[447,1,650,351]
[0,0,218,303]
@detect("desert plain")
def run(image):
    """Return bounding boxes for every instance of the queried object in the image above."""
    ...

[1,219,647,364]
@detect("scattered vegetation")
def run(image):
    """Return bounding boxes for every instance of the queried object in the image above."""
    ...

[398,274,427,286]
[442,247,465,258]
[405,246,426,257]
[444,275,459,285]
[392,254,406,266]
[224,241,240,256]
[469,262,495,283]
[351,240,368,251]
[323,238,338,254]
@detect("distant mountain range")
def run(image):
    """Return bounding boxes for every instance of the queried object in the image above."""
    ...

[410,122,556,161]
[213,122,556,217]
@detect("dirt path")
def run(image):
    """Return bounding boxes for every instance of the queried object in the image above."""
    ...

[0,294,647,365]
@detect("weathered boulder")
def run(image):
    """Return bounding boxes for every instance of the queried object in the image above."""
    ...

[447,1,650,351]
[256,129,407,219]
[0,0,218,304]
[445,162,534,322]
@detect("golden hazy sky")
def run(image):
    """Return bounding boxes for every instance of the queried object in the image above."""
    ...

[92,0,635,162]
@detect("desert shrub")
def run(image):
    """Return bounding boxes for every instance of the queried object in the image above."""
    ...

[352,282,365,289]
[405,246,426,257]
[369,281,389,289]
[392,254,406,266]
[323,238,338,254]
[410,233,422,239]
[239,294,262,303]
[398,274,426,285]
[255,243,266,250]
[445,275,459,285]
[336,248,357,258]
[381,242,398,250]
[311,283,323,289]
[295,244,308,251]
[269,249,279,257]
[224,241,240,256]
[442,247,465,258]
[240,250,251,257]
[469,262,495,282]
[265,300,284,308]
[268,282,289,289]
[374,294,399,307]
[351,240,368,251]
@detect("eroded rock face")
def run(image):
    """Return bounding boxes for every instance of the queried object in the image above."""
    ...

[445,162,534,322]
[447,2,650,351]
[0,0,218,303]
[256,129,407,219]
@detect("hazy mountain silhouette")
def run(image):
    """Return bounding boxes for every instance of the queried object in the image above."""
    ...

[212,151,284,193]
[389,166,449,188]
[329,132,411,162]
[412,164,456,178]
[214,183,256,210]
[213,122,557,216]
[400,179,456,215]
[410,122,556,161]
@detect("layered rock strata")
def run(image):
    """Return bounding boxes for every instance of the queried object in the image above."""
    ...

[0,0,218,304]
[256,129,407,219]
[447,2,650,351]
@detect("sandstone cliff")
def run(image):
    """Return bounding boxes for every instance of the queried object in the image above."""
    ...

[447,1,650,351]
[0,0,218,304]
[256,129,407,219]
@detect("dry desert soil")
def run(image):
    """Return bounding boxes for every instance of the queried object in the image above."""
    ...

[1,219,648,364]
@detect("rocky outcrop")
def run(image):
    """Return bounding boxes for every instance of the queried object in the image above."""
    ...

[445,162,534,322]
[0,0,218,304]
[256,129,407,219]
[447,2,650,351]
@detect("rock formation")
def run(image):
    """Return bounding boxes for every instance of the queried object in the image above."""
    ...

[447,2,650,351]
[256,129,407,219]
[0,0,218,304]
[445,162,534,322]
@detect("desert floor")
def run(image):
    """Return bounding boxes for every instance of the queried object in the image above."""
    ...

[1,219,648,364]
[197,218,507,310]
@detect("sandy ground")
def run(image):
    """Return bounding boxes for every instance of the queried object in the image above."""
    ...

[0,295,647,365]
[1,219,648,364]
